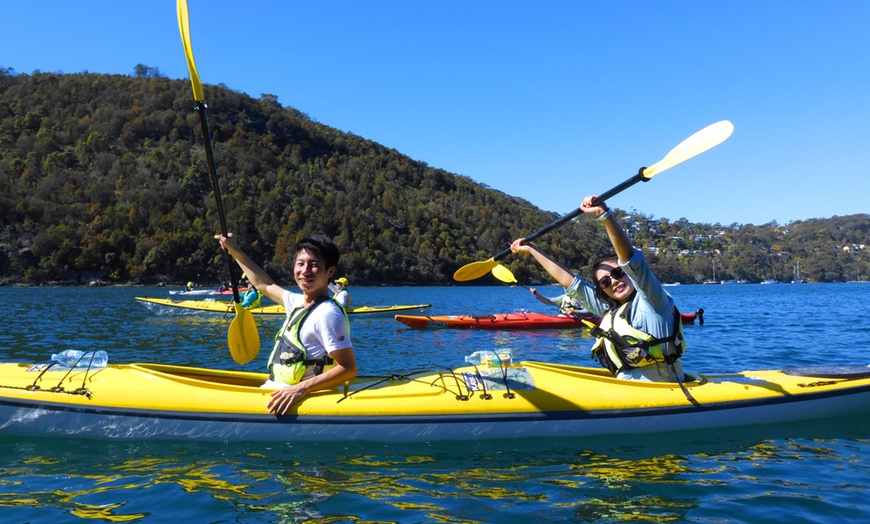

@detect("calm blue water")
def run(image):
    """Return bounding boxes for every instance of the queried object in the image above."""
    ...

[1,283,869,523]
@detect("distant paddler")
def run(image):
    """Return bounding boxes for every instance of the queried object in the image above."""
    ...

[329,277,351,308]
[529,287,595,319]
[240,281,262,309]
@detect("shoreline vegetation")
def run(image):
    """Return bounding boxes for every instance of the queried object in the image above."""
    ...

[1,68,868,287]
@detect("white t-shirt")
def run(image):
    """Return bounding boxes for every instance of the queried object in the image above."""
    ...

[281,290,351,379]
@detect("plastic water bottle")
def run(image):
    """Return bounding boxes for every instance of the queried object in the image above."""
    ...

[464,350,512,367]
[489,350,512,367]
[51,350,109,369]
[465,350,496,366]
[482,350,512,367]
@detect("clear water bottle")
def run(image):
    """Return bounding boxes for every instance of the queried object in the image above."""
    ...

[488,350,512,367]
[479,350,511,367]
[465,350,500,368]
[51,350,109,369]
[465,350,495,366]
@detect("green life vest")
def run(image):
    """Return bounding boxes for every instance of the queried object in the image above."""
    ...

[268,296,348,385]
[589,301,685,375]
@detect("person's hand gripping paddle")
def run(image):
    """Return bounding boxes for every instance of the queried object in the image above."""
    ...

[453,120,734,283]
[177,0,260,364]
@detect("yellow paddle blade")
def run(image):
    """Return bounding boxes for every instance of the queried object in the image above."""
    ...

[176,0,204,102]
[228,302,260,365]
[490,264,518,284]
[453,258,499,282]
[643,120,734,178]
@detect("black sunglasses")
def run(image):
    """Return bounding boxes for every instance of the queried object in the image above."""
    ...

[597,267,626,288]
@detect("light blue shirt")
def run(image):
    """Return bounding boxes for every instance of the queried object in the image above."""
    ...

[565,248,683,381]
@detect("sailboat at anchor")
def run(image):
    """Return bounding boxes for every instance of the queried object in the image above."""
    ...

[703,258,720,285]
[791,261,804,284]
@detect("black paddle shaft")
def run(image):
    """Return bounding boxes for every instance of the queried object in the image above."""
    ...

[491,168,650,262]
[195,101,242,304]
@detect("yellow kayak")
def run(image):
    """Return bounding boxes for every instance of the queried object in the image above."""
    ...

[1,359,869,442]
[135,297,431,318]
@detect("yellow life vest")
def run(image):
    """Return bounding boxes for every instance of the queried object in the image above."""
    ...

[267,296,348,385]
[590,301,685,375]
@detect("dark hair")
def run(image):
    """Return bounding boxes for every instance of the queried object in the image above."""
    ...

[294,235,340,270]
[590,254,620,308]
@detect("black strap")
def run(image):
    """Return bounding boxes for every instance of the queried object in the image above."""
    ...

[668,362,701,407]
[302,356,335,366]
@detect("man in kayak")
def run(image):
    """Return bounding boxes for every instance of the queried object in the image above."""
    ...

[510,195,685,383]
[216,233,357,413]
[329,277,351,308]
[528,287,595,319]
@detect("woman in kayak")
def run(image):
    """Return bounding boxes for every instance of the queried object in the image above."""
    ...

[216,233,357,413]
[510,195,685,382]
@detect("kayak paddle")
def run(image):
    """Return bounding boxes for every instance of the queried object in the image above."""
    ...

[453,120,734,282]
[176,0,260,364]
[491,263,522,285]
[490,263,534,291]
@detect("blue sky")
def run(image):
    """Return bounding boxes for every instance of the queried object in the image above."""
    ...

[4,1,869,226]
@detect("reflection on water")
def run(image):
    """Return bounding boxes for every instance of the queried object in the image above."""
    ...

[2,414,867,522]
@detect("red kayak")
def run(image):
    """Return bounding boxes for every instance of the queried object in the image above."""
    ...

[395,312,599,330]
[395,309,703,330]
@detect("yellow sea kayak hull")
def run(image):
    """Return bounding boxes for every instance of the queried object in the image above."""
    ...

[135,297,431,318]
[1,361,869,442]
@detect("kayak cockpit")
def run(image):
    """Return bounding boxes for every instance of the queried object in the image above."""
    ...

[128,362,269,388]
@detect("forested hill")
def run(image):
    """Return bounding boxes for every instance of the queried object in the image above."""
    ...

[0,68,868,286]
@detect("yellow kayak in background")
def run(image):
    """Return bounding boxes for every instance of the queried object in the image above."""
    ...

[135,296,431,318]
